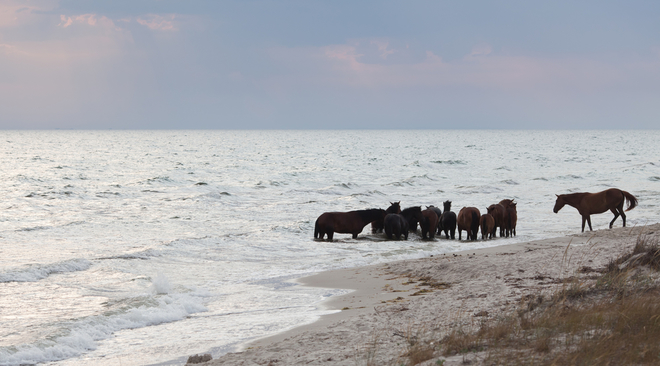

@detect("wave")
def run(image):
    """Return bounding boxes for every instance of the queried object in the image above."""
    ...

[16,225,51,232]
[432,160,466,165]
[96,248,160,261]
[387,174,435,187]
[0,259,92,283]
[0,291,207,365]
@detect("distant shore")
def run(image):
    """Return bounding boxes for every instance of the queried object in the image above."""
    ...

[194,223,660,365]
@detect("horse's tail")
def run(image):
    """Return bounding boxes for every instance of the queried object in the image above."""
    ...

[471,211,479,233]
[622,190,638,211]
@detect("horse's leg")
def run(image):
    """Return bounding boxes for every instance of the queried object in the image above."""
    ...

[327,231,333,241]
[609,208,620,229]
[451,228,455,240]
[581,216,586,232]
[621,210,627,227]
[458,229,462,241]
[352,233,358,239]
[587,216,593,231]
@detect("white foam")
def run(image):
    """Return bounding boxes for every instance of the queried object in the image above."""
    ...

[0,292,207,365]
[0,258,92,283]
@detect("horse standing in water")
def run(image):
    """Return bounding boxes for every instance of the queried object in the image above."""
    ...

[427,205,443,235]
[439,200,457,239]
[457,207,481,241]
[499,199,517,236]
[371,202,401,233]
[401,206,424,234]
[420,208,439,240]
[486,204,506,237]
[315,209,386,241]
[553,188,638,232]
[480,214,495,240]
[384,213,409,240]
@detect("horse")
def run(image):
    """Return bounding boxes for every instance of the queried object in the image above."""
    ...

[480,214,495,240]
[553,188,638,232]
[401,206,423,233]
[371,201,401,233]
[315,208,386,241]
[420,209,439,240]
[439,200,457,239]
[457,207,480,241]
[486,204,506,237]
[427,205,443,235]
[499,199,517,236]
[384,213,409,240]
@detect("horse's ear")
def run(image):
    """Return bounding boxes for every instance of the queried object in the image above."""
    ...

[555,194,559,197]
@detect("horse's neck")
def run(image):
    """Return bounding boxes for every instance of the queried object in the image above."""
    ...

[563,193,585,208]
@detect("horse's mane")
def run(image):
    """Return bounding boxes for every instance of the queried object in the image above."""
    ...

[401,206,421,214]
[353,208,385,220]
[559,192,588,204]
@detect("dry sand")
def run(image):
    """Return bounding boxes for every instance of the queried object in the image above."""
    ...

[191,223,660,366]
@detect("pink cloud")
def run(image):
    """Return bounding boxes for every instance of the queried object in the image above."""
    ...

[136,14,177,31]
[370,40,395,59]
[266,40,660,99]
[57,13,119,30]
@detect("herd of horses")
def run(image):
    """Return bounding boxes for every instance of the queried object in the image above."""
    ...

[314,188,638,241]
[314,199,518,242]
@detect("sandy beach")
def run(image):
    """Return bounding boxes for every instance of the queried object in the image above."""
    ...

[191,223,660,365]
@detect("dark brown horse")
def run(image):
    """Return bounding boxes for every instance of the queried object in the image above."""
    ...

[480,214,495,240]
[457,207,480,241]
[400,206,424,235]
[486,203,506,237]
[553,188,638,232]
[315,208,386,241]
[499,199,517,236]
[420,208,439,240]
[371,201,401,233]
[384,213,409,240]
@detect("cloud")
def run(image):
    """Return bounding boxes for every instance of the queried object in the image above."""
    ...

[57,13,121,31]
[0,0,57,27]
[136,14,178,31]
[370,40,395,59]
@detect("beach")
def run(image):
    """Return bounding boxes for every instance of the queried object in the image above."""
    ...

[194,223,660,365]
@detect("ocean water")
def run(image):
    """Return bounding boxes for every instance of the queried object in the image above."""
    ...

[0,130,658,365]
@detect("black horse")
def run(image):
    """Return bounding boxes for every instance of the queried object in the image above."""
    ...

[315,208,386,241]
[439,200,457,239]
[400,206,423,233]
[371,201,401,233]
[384,213,409,240]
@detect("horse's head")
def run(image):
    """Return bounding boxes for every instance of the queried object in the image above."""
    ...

[553,194,565,213]
[443,200,452,211]
[387,201,401,214]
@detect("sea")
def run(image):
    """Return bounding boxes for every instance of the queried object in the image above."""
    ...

[1,130,658,366]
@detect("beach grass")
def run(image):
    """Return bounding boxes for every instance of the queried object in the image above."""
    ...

[437,234,660,365]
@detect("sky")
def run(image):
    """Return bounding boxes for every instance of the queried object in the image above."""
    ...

[1,1,659,129]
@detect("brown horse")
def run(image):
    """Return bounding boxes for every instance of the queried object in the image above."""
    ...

[420,208,439,240]
[457,207,480,241]
[480,214,495,240]
[315,208,386,241]
[486,204,506,237]
[553,188,638,232]
[371,201,401,233]
[499,199,517,237]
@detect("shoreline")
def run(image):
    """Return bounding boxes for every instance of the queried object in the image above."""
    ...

[197,223,660,365]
